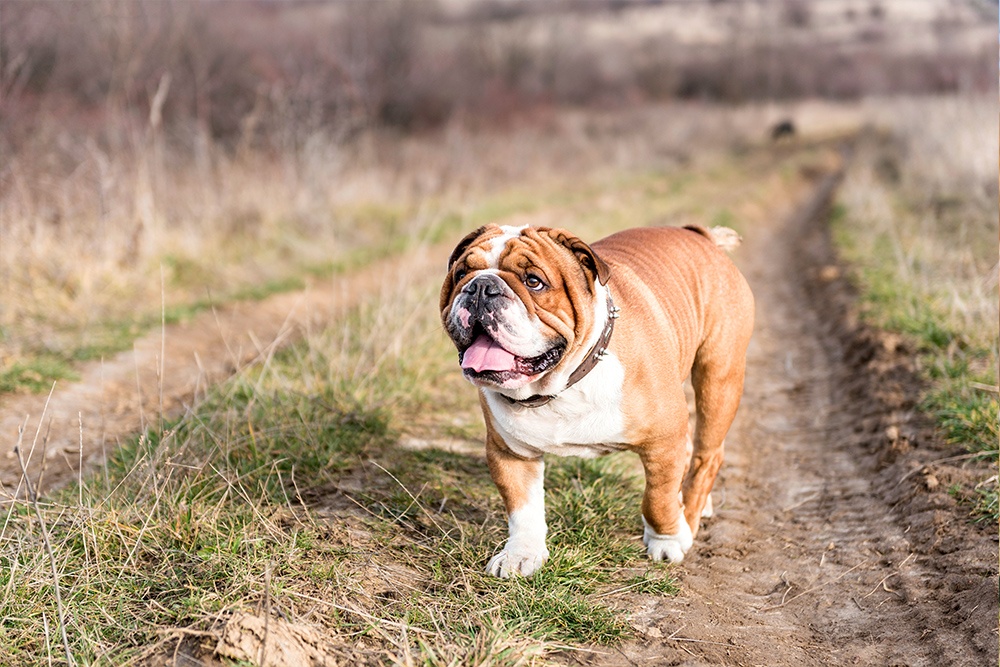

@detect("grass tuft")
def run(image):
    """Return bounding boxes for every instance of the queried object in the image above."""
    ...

[0,356,79,394]
[922,381,999,460]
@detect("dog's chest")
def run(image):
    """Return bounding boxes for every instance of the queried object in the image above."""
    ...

[484,355,628,458]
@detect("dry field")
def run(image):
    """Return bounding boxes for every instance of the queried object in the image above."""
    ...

[0,1,996,665]
[1,95,996,666]
[0,96,798,386]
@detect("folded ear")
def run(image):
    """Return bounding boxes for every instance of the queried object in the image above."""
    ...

[447,225,489,269]
[542,228,611,286]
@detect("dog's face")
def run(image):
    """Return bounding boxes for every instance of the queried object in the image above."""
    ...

[440,224,610,392]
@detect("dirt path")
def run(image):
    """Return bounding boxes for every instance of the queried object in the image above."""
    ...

[1,147,994,666]
[606,164,998,666]
[0,244,448,497]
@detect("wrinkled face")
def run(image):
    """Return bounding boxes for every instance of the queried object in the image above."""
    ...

[439,224,609,391]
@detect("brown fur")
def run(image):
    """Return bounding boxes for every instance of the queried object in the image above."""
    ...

[594,227,754,535]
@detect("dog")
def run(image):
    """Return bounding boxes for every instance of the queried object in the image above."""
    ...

[439,224,754,577]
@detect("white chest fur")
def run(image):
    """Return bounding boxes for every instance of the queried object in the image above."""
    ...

[484,353,628,459]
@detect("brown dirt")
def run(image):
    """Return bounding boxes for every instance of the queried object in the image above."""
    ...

[1,148,995,666]
[581,159,999,666]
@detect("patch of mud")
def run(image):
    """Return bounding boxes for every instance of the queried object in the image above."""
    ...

[215,613,341,667]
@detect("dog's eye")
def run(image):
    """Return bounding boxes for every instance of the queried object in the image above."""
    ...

[524,274,545,291]
[454,268,468,282]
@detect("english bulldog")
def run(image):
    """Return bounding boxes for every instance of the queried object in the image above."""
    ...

[439,224,754,577]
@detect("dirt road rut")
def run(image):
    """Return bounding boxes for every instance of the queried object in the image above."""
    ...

[0,248,447,496]
[608,167,998,666]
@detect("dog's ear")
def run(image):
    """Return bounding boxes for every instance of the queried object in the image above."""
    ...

[542,228,611,286]
[447,226,488,270]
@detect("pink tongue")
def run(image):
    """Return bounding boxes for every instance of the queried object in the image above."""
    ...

[461,334,517,372]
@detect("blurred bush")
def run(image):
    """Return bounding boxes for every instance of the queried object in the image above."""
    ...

[1,0,995,154]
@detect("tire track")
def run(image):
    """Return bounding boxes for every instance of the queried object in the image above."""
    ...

[615,156,997,666]
[0,244,450,498]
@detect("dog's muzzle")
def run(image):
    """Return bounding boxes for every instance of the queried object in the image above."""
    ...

[447,274,565,386]
[449,274,510,348]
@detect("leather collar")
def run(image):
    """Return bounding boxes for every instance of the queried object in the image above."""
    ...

[501,292,619,408]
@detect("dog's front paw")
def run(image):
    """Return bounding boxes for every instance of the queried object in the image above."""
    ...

[487,543,550,578]
[642,516,693,563]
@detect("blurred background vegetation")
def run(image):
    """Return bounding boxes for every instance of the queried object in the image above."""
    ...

[1,0,994,353]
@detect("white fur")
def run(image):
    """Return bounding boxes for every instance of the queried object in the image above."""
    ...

[483,225,528,267]
[643,515,693,563]
[484,352,627,459]
[707,225,742,252]
[488,462,549,577]
[485,354,625,457]
[515,281,611,400]
[481,278,627,458]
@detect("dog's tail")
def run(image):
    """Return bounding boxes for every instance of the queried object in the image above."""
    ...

[684,225,742,252]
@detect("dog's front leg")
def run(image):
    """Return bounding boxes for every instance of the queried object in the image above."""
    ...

[485,432,548,578]
[639,436,693,563]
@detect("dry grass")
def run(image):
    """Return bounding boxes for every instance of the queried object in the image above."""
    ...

[839,94,997,359]
[1,98,804,391]
[834,93,999,517]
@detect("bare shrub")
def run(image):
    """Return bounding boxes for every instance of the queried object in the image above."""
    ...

[2,0,995,150]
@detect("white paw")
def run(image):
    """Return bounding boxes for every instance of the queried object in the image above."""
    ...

[701,493,714,518]
[642,516,694,563]
[487,543,550,578]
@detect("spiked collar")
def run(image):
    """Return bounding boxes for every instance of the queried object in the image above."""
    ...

[501,292,619,408]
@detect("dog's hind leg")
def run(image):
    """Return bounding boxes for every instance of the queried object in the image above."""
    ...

[679,430,712,517]
[682,346,749,535]
[639,433,694,562]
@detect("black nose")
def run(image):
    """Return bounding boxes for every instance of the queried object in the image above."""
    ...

[463,275,504,306]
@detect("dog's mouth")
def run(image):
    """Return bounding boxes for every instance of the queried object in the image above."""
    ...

[458,326,564,384]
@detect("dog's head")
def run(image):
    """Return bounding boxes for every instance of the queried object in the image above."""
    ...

[439,224,610,395]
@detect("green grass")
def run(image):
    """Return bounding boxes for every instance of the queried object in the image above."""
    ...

[971,480,999,522]
[832,132,999,521]
[0,355,80,394]
[0,390,672,664]
[0,292,678,665]
[922,374,999,459]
